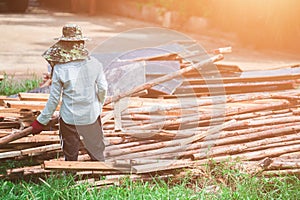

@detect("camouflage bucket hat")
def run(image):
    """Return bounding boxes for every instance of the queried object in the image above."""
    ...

[55,24,89,41]
[42,41,89,64]
[42,24,89,64]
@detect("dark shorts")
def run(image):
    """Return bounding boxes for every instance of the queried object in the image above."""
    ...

[59,116,105,161]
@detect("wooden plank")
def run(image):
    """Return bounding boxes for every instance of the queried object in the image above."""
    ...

[0,112,20,118]
[0,144,61,159]
[132,160,193,174]
[21,144,61,156]
[263,169,300,176]
[279,152,300,159]
[0,96,19,106]
[18,93,50,101]
[268,159,300,169]
[195,143,300,162]
[43,161,130,172]
[0,107,20,113]
[6,165,48,176]
[11,134,60,144]
[90,178,120,187]
[4,100,60,110]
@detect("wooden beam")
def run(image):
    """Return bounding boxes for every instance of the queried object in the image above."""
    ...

[0,144,61,159]
[4,100,60,110]
[132,160,193,174]
[21,144,61,156]
[43,161,131,172]
[11,134,60,144]
[18,93,50,101]
[0,96,19,106]
[0,107,20,113]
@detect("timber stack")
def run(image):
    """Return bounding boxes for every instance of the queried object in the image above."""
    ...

[1,42,300,186]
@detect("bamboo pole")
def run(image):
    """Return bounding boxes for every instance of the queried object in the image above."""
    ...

[192,133,300,160]
[126,89,299,115]
[263,169,300,176]
[122,103,293,130]
[138,123,300,161]
[279,152,300,159]
[245,140,300,152]
[124,99,290,131]
[107,120,235,160]
[193,143,300,161]
[206,121,300,141]
[268,159,300,169]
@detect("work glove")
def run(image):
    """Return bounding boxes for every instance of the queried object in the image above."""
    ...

[31,120,45,135]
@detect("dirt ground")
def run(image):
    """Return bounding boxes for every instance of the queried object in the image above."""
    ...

[0,9,300,78]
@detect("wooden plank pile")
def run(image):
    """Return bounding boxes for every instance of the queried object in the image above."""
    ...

[1,49,300,185]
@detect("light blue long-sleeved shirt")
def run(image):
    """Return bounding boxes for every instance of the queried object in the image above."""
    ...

[37,56,108,125]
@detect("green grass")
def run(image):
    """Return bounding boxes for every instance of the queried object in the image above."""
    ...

[1,161,300,200]
[0,73,42,96]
